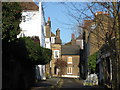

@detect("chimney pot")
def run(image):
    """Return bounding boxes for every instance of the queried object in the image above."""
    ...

[56,28,60,38]
[48,17,50,21]
[72,33,75,40]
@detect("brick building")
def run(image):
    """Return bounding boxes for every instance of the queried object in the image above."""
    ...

[61,45,80,78]
[61,34,83,78]
[44,18,62,77]
[51,29,62,76]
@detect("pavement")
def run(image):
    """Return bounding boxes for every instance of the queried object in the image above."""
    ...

[30,77,60,90]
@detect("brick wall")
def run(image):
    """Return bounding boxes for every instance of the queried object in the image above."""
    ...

[51,44,61,75]
[61,55,80,76]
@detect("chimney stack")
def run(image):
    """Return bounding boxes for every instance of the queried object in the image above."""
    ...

[48,17,50,21]
[46,17,51,27]
[56,28,60,38]
[71,33,75,45]
[45,17,51,38]
[71,33,75,40]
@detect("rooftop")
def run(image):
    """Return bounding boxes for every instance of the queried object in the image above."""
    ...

[62,45,80,55]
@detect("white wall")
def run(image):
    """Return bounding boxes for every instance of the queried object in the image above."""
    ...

[45,38,51,49]
[19,11,41,36]
[18,2,45,47]
[18,2,46,80]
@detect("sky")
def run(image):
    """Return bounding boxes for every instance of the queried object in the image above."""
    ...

[34,2,92,44]
[43,2,76,44]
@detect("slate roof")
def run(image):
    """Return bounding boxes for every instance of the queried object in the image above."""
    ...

[76,34,83,39]
[64,40,75,45]
[51,32,56,37]
[62,45,80,55]
[64,34,83,45]
[20,2,39,10]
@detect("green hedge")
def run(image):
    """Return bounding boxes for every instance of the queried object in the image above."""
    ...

[3,37,52,65]
[16,37,52,65]
[2,2,52,65]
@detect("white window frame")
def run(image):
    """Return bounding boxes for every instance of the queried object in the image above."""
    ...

[81,40,83,49]
[22,16,26,22]
[54,50,59,58]
[67,56,72,64]
[45,38,50,43]
[67,67,72,74]
[51,37,55,43]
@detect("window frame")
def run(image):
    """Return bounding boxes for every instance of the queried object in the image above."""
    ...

[51,37,55,43]
[54,50,59,58]
[67,56,72,64]
[67,67,72,74]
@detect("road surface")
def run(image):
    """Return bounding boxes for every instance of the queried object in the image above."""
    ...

[60,77,110,90]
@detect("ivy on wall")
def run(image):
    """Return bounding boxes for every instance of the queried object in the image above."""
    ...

[88,52,98,73]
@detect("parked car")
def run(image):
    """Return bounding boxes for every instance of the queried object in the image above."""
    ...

[83,73,98,86]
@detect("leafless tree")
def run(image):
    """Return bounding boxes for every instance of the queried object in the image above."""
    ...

[60,1,120,89]
[54,58,67,76]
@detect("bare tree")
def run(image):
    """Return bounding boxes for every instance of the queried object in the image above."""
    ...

[54,58,67,77]
[61,1,120,89]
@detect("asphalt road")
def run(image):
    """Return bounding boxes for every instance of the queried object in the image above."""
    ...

[61,78,83,88]
[60,78,110,90]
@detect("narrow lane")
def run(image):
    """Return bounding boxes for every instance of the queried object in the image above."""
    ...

[61,78,83,88]
[60,78,110,90]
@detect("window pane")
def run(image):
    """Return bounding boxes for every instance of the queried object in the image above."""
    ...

[54,50,59,58]
[68,57,72,64]
[67,67,72,74]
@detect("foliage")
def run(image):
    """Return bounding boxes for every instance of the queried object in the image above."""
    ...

[2,2,52,89]
[13,37,52,65]
[88,52,98,73]
[2,2,52,65]
[2,2,22,66]
[42,48,52,64]
[34,44,52,65]
[2,2,21,42]
[55,59,67,68]
[54,59,67,76]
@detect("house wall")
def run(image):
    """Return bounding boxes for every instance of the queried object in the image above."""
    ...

[45,38,51,49]
[18,2,46,80]
[45,18,51,49]
[61,55,80,78]
[51,44,61,76]
[76,39,83,49]
[97,53,112,87]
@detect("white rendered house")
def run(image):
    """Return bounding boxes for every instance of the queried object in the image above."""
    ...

[17,2,46,80]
